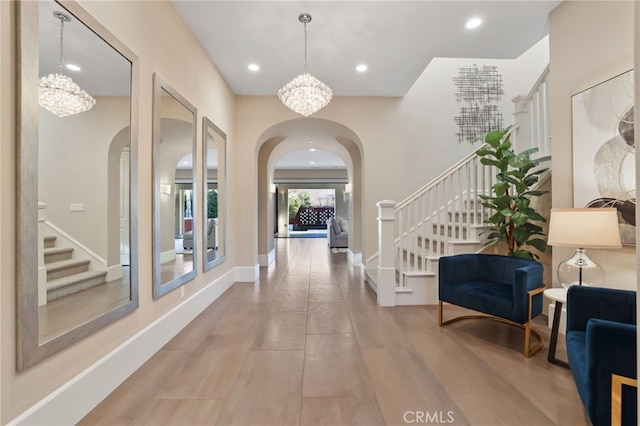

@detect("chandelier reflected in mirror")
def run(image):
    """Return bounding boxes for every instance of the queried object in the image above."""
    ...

[278,13,332,117]
[39,11,96,117]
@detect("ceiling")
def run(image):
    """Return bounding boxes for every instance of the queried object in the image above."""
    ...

[171,0,560,171]
[172,0,561,97]
[39,1,561,171]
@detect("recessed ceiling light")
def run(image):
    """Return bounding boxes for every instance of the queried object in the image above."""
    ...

[310,161,315,165]
[248,63,260,72]
[356,64,368,72]
[309,148,316,152]
[66,63,81,72]
[465,18,482,29]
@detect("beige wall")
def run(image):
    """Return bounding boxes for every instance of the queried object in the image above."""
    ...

[1,1,235,422]
[549,1,636,290]
[237,41,549,265]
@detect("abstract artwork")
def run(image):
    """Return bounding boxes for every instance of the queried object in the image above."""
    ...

[453,64,504,143]
[572,69,635,245]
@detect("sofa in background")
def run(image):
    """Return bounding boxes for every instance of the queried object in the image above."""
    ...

[327,217,348,248]
[438,253,545,357]
[183,218,217,250]
[566,285,637,426]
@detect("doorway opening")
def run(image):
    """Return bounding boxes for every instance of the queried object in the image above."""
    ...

[286,188,335,238]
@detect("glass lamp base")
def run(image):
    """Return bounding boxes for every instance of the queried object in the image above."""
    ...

[558,248,604,287]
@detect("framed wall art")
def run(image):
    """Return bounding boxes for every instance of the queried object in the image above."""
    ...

[572,69,635,244]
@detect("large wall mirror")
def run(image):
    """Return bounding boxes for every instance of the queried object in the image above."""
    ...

[152,74,197,298]
[17,0,139,370]
[203,117,226,271]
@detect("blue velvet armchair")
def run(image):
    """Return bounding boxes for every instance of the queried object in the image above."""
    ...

[438,253,545,357]
[566,285,637,426]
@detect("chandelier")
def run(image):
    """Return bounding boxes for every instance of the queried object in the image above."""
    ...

[39,11,96,117]
[278,14,332,117]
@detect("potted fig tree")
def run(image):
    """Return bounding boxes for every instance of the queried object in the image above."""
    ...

[475,127,550,259]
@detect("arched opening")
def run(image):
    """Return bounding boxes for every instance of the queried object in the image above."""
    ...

[256,118,364,266]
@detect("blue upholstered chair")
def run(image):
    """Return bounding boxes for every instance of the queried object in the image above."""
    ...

[438,253,545,357]
[566,285,637,426]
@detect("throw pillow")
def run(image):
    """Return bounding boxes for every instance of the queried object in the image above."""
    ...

[338,217,348,232]
[331,218,342,235]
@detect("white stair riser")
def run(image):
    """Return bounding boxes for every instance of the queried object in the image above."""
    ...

[396,274,438,305]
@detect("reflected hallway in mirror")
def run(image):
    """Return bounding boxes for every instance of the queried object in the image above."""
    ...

[17,0,139,370]
[152,73,198,298]
[203,116,226,271]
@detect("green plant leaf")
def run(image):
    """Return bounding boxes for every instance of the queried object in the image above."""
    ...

[524,209,546,222]
[480,158,501,167]
[511,211,529,225]
[522,190,548,197]
[475,148,493,157]
[513,227,530,244]
[513,249,535,259]
[527,238,547,252]
[493,182,510,196]
[485,130,505,147]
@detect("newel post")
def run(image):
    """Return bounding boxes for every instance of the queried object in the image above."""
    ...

[512,95,528,152]
[377,200,396,307]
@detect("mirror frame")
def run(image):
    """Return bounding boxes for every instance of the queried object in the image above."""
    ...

[152,73,198,298]
[16,0,139,371]
[203,116,227,271]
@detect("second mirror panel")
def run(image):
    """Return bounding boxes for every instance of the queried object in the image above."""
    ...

[203,117,226,270]
[153,74,197,298]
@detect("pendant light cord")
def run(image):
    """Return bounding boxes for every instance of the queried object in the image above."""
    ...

[58,15,65,73]
[303,21,308,73]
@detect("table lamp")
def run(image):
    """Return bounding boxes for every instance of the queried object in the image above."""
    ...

[547,208,622,287]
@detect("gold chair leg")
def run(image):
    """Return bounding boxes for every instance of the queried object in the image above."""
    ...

[611,374,638,426]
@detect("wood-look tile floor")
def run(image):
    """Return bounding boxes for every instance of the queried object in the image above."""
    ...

[80,238,588,426]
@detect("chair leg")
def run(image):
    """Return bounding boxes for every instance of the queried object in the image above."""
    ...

[438,301,444,326]
[524,287,545,358]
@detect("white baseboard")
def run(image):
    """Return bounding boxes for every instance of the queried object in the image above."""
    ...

[348,250,361,267]
[160,249,176,264]
[258,249,275,267]
[236,264,260,282]
[105,264,123,282]
[9,269,237,426]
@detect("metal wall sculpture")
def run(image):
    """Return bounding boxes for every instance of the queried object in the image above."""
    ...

[453,64,504,143]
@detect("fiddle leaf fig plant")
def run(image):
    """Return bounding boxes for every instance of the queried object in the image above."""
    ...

[476,127,550,259]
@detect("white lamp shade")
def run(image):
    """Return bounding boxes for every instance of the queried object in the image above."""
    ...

[547,208,622,249]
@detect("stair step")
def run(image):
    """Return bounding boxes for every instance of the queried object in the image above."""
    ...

[44,246,74,264]
[403,270,436,277]
[46,259,90,281]
[44,235,57,249]
[47,270,108,301]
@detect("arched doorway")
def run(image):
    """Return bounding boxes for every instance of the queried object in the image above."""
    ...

[256,118,364,266]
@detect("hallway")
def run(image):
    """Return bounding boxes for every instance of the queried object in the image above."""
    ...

[80,238,587,425]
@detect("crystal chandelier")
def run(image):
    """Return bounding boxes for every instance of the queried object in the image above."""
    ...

[278,14,332,117]
[39,11,96,117]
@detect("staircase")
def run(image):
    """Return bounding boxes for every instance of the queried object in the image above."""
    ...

[365,65,551,306]
[43,235,107,302]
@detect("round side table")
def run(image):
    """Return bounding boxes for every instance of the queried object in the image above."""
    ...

[543,287,569,368]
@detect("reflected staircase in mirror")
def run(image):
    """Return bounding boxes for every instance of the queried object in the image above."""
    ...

[365,65,551,306]
[44,235,107,301]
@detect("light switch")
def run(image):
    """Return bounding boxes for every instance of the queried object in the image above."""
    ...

[70,203,84,212]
